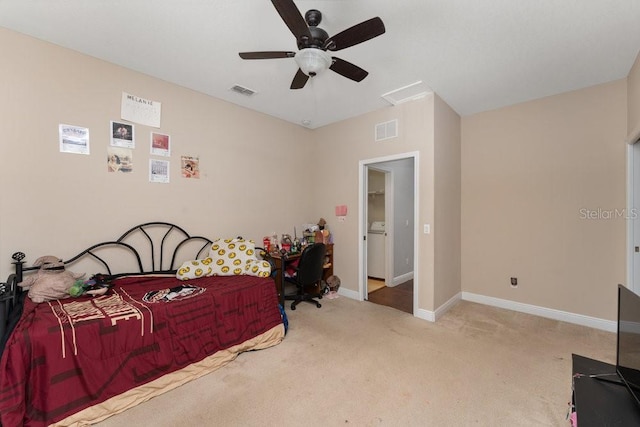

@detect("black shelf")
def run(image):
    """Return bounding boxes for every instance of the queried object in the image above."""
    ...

[572,354,640,426]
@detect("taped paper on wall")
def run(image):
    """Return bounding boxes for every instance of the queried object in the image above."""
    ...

[121,92,162,128]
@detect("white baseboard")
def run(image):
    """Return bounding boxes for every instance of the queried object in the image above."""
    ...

[338,286,615,332]
[413,293,461,322]
[414,308,435,322]
[390,271,413,287]
[462,292,616,332]
[338,287,360,301]
[435,293,462,321]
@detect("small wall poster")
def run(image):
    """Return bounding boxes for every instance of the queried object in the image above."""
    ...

[59,124,90,155]
[107,147,133,173]
[149,159,169,183]
[181,156,200,179]
[111,121,134,148]
[150,132,170,157]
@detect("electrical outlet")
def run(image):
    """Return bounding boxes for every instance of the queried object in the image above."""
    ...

[510,277,518,287]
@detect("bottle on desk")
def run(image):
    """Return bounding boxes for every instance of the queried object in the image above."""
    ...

[281,234,292,253]
[269,234,279,255]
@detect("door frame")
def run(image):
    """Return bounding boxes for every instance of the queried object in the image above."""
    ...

[358,151,419,313]
[627,127,640,293]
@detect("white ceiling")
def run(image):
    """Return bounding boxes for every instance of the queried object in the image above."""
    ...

[1,1,639,129]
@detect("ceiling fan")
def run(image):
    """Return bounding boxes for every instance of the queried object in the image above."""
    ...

[238,0,385,89]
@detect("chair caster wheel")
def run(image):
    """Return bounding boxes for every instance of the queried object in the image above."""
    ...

[291,305,296,310]
[316,303,322,308]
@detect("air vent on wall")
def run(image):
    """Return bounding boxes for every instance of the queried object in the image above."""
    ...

[375,119,398,142]
[230,84,256,96]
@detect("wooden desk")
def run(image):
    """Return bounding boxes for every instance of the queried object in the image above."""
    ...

[269,252,300,307]
[269,243,333,307]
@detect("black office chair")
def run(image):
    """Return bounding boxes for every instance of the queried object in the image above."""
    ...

[284,243,327,310]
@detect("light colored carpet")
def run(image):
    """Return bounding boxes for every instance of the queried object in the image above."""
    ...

[96,297,614,426]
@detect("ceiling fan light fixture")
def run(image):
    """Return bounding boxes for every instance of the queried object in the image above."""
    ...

[295,48,332,77]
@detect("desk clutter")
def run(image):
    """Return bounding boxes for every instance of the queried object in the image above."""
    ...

[263,219,338,309]
[263,218,333,256]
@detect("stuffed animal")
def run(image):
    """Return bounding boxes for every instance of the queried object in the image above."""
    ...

[325,275,341,300]
[68,274,113,297]
[19,255,85,303]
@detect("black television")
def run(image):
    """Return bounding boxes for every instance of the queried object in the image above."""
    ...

[617,284,640,407]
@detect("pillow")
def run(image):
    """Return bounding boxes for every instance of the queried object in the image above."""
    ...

[176,257,214,280]
[209,238,257,276]
[245,259,272,278]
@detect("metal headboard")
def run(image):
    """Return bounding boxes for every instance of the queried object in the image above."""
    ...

[14,221,213,282]
[1,222,214,343]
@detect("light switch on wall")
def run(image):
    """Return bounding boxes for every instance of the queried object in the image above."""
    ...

[424,224,430,234]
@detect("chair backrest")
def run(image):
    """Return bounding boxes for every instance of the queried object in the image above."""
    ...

[295,243,327,287]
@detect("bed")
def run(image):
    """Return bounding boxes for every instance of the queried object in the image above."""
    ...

[0,222,285,427]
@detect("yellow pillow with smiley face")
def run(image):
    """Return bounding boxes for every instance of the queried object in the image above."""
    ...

[208,238,259,276]
[175,257,214,280]
[244,259,272,278]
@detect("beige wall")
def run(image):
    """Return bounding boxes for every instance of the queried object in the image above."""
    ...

[3,25,633,322]
[629,52,640,137]
[314,96,437,311]
[0,28,316,274]
[433,95,462,308]
[461,80,628,320]
[0,28,450,315]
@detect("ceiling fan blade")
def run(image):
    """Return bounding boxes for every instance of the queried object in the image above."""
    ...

[329,57,369,82]
[271,0,312,41]
[324,17,385,51]
[290,68,309,89]
[239,51,296,60]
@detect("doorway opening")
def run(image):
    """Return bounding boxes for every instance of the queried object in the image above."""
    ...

[359,152,418,314]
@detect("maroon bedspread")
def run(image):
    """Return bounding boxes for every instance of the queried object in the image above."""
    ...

[0,274,282,426]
